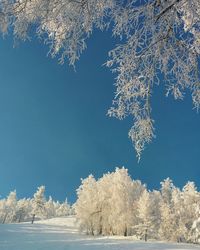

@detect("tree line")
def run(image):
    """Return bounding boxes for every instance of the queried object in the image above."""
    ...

[1,168,200,244]
[0,186,71,224]
[75,168,200,244]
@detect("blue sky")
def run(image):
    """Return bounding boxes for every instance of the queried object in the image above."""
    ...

[0,30,199,203]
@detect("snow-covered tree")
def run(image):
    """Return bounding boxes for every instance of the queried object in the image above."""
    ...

[75,174,100,235]
[160,178,174,205]
[0,198,7,223]
[130,179,146,235]
[191,217,200,243]
[99,168,135,236]
[45,196,56,219]
[75,168,137,236]
[135,190,159,241]
[76,168,146,236]
[159,178,178,241]
[56,199,71,217]
[181,182,200,242]
[0,191,30,224]
[31,186,47,223]
[16,198,31,223]
[170,187,187,242]
[159,200,177,241]
[4,190,17,223]
[1,0,200,158]
[135,190,150,241]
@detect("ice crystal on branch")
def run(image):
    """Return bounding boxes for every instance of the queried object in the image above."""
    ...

[1,0,200,159]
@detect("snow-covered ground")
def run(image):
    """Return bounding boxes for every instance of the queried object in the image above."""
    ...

[0,217,199,250]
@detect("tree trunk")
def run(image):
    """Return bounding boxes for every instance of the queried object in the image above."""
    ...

[99,216,102,235]
[144,228,148,242]
[31,214,35,224]
[124,226,128,237]
[2,213,8,224]
[99,226,102,235]
[18,214,22,223]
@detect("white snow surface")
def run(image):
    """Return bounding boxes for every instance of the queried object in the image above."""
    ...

[0,216,199,250]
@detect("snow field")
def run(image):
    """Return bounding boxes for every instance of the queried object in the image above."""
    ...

[0,216,199,250]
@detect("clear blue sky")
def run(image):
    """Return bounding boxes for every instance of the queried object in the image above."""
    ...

[0,30,199,203]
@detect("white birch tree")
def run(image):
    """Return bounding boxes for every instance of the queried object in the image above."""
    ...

[99,167,135,236]
[75,174,100,235]
[135,190,158,241]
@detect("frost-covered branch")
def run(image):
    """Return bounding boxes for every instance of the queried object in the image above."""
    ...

[0,0,200,159]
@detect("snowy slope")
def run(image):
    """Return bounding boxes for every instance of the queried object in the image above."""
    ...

[0,216,199,250]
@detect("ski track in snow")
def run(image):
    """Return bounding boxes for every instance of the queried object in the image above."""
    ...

[0,216,199,250]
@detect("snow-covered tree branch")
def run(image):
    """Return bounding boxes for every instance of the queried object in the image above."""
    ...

[1,0,200,159]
